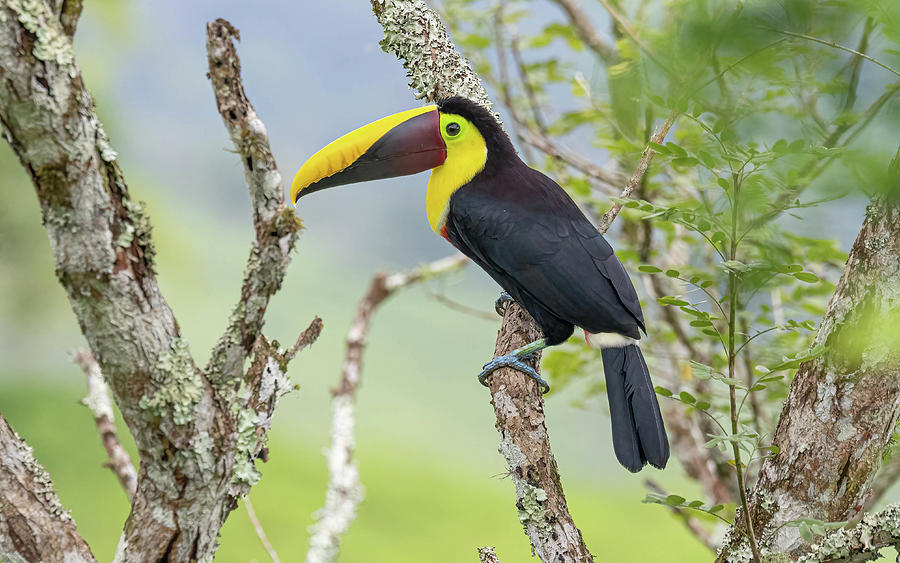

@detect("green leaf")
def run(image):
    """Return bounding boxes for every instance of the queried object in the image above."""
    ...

[750,383,767,391]
[648,141,669,154]
[639,265,662,273]
[793,272,819,283]
[655,386,673,397]
[695,401,711,411]
[658,296,689,306]
[672,157,700,168]
[772,139,788,152]
[679,391,696,404]
[722,260,750,273]
[717,178,730,190]
[709,504,725,513]
[666,494,686,506]
[690,320,713,327]
[665,142,687,157]
[665,269,680,278]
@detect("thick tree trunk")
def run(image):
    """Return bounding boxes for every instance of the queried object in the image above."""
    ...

[718,185,900,559]
[0,6,303,561]
[0,416,96,563]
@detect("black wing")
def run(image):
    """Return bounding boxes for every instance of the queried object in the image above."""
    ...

[446,165,644,341]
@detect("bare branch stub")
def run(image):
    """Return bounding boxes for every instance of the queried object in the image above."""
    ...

[73,349,138,500]
[0,415,97,563]
[477,546,502,563]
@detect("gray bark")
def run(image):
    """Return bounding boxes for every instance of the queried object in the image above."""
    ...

[717,162,900,560]
[0,415,96,563]
[0,6,305,561]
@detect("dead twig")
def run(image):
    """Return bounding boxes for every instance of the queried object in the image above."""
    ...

[73,350,137,501]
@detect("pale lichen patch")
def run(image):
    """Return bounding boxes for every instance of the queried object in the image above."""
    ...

[15,434,73,523]
[517,483,551,534]
[138,338,203,425]
[8,0,74,68]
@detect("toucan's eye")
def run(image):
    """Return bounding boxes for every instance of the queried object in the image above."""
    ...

[445,122,461,136]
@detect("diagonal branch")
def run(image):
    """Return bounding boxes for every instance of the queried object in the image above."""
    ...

[306,254,468,563]
[73,349,137,500]
[205,19,303,387]
[549,0,618,64]
[597,112,677,234]
[0,415,96,562]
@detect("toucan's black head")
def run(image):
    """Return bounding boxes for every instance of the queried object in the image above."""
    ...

[437,96,517,166]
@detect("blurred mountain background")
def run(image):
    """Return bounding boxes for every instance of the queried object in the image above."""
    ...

[0,0,882,561]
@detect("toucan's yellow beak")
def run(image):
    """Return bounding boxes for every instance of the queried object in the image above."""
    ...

[291,105,446,205]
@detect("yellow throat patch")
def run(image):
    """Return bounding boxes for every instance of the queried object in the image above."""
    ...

[426,112,488,234]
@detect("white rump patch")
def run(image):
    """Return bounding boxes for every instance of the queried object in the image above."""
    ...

[585,332,638,349]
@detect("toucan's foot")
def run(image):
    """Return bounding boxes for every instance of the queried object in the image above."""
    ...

[478,354,550,394]
[494,291,513,316]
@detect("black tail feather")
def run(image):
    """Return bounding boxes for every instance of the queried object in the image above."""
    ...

[601,344,669,472]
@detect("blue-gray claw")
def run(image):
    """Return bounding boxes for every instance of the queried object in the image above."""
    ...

[478,354,550,394]
[494,291,513,316]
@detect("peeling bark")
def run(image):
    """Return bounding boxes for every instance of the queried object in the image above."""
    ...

[0,415,96,563]
[717,186,900,560]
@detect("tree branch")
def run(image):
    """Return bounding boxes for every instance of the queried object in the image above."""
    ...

[549,0,618,64]
[306,255,468,563]
[73,350,137,501]
[205,18,303,388]
[0,9,311,560]
[597,113,676,234]
[0,415,96,563]
[477,546,502,563]
[799,503,900,563]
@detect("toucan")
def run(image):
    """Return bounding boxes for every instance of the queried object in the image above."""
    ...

[291,97,668,472]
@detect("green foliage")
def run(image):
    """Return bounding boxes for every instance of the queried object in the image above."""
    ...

[444,0,899,550]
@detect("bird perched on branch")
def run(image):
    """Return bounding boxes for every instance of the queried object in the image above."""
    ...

[291,97,668,472]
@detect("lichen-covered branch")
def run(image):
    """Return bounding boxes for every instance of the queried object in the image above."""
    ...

[0,8,311,561]
[371,0,490,107]
[204,18,303,388]
[797,503,900,563]
[306,255,467,563]
[0,415,96,563]
[73,350,138,500]
[717,167,900,560]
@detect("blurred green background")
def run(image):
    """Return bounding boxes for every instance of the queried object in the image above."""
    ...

[9,0,884,561]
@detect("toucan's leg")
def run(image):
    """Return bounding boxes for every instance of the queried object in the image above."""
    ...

[494,291,513,316]
[478,338,550,394]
